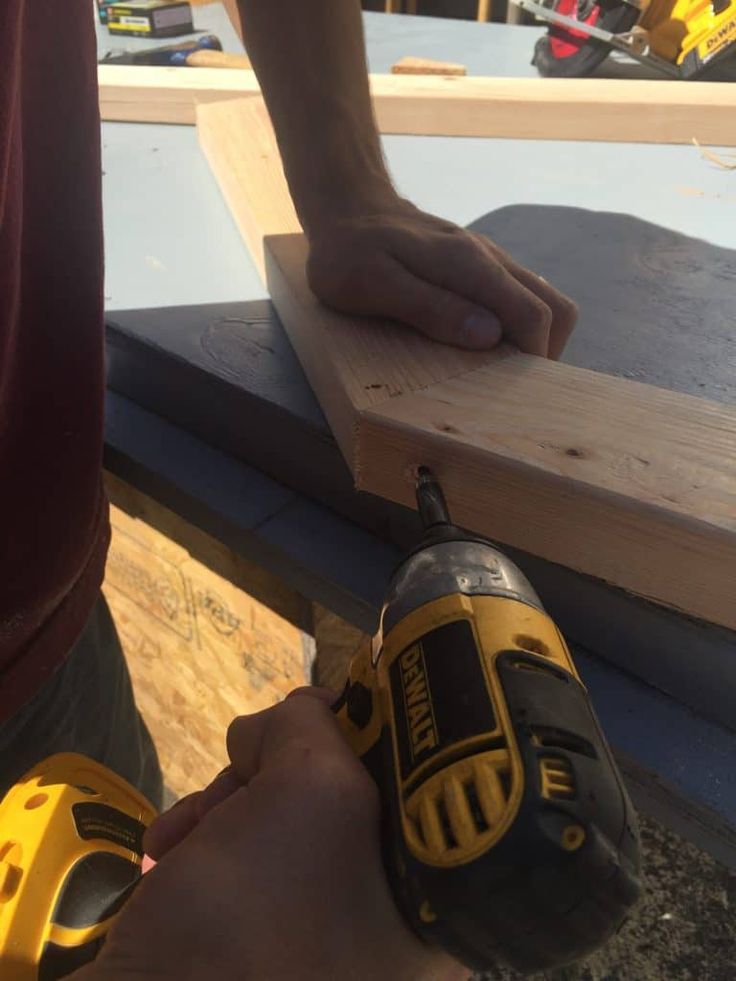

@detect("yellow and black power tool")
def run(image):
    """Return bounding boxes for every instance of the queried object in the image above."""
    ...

[0,754,155,980]
[334,467,642,973]
[0,469,641,978]
[515,0,736,78]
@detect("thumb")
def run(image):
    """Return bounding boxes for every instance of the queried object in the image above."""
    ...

[363,257,503,350]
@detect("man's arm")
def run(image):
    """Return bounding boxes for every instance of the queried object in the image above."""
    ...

[235,0,577,355]
[236,1,390,235]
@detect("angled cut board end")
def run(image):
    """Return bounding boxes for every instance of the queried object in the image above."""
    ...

[355,360,736,629]
[197,96,736,630]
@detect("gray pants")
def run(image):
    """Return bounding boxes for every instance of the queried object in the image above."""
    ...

[0,594,163,809]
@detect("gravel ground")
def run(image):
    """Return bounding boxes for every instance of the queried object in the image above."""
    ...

[475,816,735,981]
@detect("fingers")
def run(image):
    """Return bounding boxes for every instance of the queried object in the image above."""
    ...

[144,792,201,860]
[286,684,339,705]
[226,685,358,785]
[308,214,578,357]
[144,688,345,860]
[483,241,578,360]
[311,249,503,350]
[397,232,554,356]
[144,768,243,861]
[194,766,243,821]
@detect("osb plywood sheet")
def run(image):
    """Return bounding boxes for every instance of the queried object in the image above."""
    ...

[104,503,311,800]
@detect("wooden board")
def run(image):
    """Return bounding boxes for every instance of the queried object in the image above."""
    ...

[197,97,736,630]
[391,56,467,76]
[100,65,736,146]
[104,473,312,799]
[98,65,260,125]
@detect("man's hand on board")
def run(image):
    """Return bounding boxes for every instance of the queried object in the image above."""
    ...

[306,192,578,356]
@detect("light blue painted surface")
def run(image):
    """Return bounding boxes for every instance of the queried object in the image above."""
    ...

[102,123,261,309]
[99,6,736,850]
[383,135,736,249]
[101,5,736,313]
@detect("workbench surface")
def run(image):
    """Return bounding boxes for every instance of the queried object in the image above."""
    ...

[100,6,736,402]
[99,5,736,865]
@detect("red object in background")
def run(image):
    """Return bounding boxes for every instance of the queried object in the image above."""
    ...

[548,0,602,58]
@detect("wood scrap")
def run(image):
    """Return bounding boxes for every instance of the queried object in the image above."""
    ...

[99,64,260,124]
[100,66,736,147]
[693,138,736,170]
[185,49,251,69]
[391,55,467,76]
[196,97,736,630]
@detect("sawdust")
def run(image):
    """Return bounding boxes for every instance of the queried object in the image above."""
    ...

[475,816,735,981]
[693,139,736,171]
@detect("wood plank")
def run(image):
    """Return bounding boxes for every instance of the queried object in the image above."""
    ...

[185,50,251,70]
[391,56,467,76]
[355,358,736,628]
[101,66,736,145]
[104,366,736,729]
[104,396,736,866]
[266,231,736,627]
[196,96,299,277]
[197,97,736,630]
[99,65,260,125]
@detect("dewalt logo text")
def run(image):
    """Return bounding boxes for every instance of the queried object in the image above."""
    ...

[400,645,438,759]
[705,17,736,53]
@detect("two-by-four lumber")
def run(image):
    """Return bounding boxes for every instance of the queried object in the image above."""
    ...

[197,97,736,630]
[391,56,467,76]
[99,65,261,125]
[101,65,736,146]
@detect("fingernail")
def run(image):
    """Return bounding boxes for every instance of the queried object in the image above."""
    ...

[461,311,502,349]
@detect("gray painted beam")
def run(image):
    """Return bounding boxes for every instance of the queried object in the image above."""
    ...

[104,393,736,868]
[106,304,736,732]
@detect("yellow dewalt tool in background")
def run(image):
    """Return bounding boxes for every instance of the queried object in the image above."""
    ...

[0,469,641,978]
[515,0,736,78]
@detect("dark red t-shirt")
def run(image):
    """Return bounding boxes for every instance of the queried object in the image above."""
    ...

[0,1,109,722]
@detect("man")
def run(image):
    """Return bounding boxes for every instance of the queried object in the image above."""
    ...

[0,0,576,974]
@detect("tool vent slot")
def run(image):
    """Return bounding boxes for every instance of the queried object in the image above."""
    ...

[539,756,576,801]
[435,796,459,850]
[497,765,512,800]
[413,815,426,846]
[407,752,515,863]
[464,779,490,833]
[514,634,552,658]
[532,726,597,759]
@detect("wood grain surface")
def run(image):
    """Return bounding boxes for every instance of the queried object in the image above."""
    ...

[196,96,736,629]
[102,66,736,146]
[104,475,313,799]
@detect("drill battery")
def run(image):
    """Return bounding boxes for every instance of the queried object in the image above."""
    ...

[105,1,194,38]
